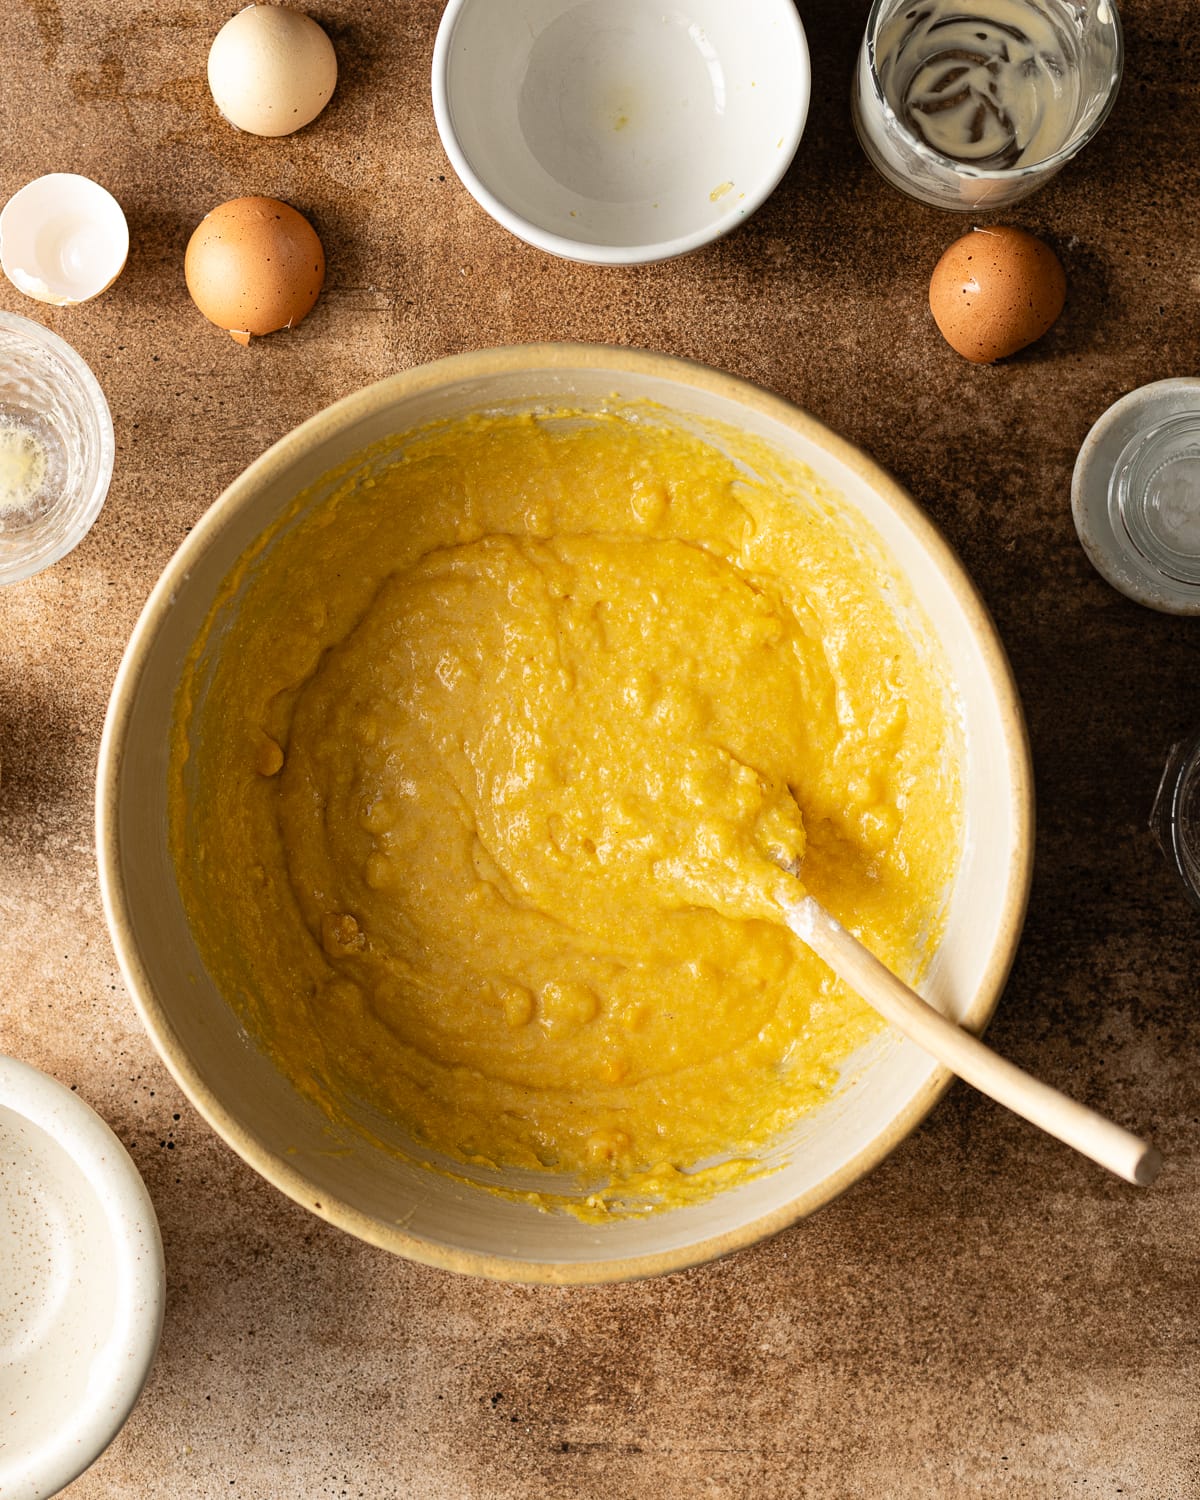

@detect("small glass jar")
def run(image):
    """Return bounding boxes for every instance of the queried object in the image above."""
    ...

[1072,379,1200,614]
[851,0,1123,211]
[0,311,113,586]
[1151,734,1200,912]
[1110,414,1200,590]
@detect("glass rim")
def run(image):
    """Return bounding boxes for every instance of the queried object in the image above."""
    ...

[860,0,1125,184]
[1157,734,1200,905]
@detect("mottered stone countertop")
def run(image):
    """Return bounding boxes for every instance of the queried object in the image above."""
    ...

[0,2,1196,1496]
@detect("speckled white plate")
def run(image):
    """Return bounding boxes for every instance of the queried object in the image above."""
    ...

[0,1056,164,1500]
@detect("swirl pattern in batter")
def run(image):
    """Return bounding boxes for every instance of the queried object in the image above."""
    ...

[171,408,962,1213]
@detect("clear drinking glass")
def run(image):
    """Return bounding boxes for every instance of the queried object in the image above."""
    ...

[1109,414,1200,593]
[851,0,1123,211]
[0,311,114,586]
[1071,380,1200,616]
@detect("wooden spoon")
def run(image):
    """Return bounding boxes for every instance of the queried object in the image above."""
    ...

[782,891,1161,1186]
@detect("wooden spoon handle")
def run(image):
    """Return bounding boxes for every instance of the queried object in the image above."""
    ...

[786,896,1161,1187]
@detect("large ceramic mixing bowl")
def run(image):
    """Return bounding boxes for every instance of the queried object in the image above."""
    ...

[97,345,1033,1284]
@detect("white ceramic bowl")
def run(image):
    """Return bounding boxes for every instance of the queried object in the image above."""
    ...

[0,1056,164,1500]
[431,0,810,264]
[97,345,1032,1284]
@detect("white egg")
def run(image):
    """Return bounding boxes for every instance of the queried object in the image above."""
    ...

[207,4,338,138]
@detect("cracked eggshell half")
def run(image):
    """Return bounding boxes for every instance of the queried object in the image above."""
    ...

[929,225,1066,365]
[185,196,325,346]
[0,174,129,306]
[208,4,338,137]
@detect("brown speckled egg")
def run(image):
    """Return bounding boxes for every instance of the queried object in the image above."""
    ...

[185,196,325,346]
[929,225,1066,364]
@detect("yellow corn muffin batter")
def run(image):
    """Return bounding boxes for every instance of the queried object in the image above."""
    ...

[171,407,962,1213]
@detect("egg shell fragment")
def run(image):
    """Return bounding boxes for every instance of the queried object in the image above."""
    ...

[0,173,129,306]
[207,5,338,138]
[185,197,325,345]
[929,225,1067,364]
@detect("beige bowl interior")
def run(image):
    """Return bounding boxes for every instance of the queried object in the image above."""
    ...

[97,345,1032,1284]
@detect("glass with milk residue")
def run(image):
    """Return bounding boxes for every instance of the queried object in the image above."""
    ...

[852,0,1123,210]
[0,312,113,585]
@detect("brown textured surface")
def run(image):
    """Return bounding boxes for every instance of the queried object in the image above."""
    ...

[1,2,1197,1496]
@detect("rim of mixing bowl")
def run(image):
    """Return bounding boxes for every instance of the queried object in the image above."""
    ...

[96,343,1034,1284]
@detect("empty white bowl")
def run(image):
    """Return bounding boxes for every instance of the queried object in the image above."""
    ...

[0,1056,164,1500]
[431,0,811,264]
